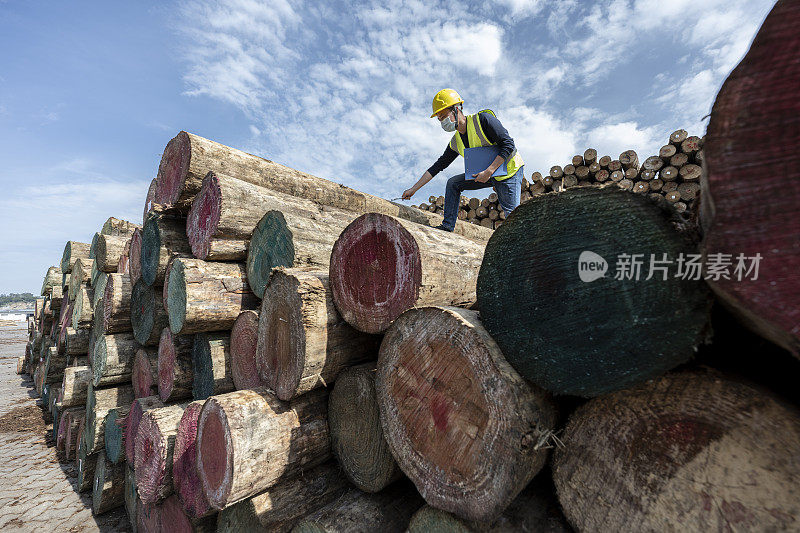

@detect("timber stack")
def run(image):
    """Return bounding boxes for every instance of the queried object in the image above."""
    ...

[14,4,800,529]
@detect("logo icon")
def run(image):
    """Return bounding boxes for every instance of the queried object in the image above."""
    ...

[578,251,608,282]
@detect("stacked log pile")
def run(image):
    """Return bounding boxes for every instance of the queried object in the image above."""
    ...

[14,6,800,529]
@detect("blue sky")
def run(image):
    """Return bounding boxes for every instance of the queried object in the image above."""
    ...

[0,0,775,294]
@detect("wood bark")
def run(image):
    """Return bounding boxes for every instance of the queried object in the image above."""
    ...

[329,213,485,334]
[103,273,132,334]
[141,211,192,286]
[216,462,350,533]
[191,333,235,400]
[158,327,194,403]
[255,269,380,401]
[166,258,258,335]
[84,382,134,454]
[131,280,169,346]
[93,450,126,515]
[125,466,139,532]
[61,241,91,273]
[134,402,190,504]
[154,130,491,242]
[476,187,712,397]
[103,405,131,465]
[101,216,140,237]
[59,365,91,407]
[125,396,164,464]
[132,348,159,399]
[376,306,557,522]
[77,447,96,493]
[92,333,139,387]
[329,363,402,493]
[196,387,330,509]
[553,370,800,532]
[230,310,264,390]
[68,259,92,301]
[95,234,129,272]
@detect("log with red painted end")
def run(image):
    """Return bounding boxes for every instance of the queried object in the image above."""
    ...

[92,333,139,387]
[191,333,235,400]
[376,306,557,523]
[157,494,218,533]
[230,310,263,390]
[329,213,485,334]
[129,228,143,286]
[215,462,350,533]
[155,130,491,242]
[255,268,379,401]
[135,402,190,504]
[103,273,132,334]
[172,401,214,520]
[166,258,258,335]
[158,327,193,403]
[92,450,126,515]
[57,407,83,453]
[701,0,800,357]
[196,387,330,509]
[552,370,800,531]
[132,348,159,398]
[125,395,164,464]
[131,279,169,346]
[141,210,192,287]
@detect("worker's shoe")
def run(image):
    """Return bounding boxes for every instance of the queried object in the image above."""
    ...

[433,223,454,232]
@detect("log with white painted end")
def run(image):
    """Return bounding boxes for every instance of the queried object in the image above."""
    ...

[377,307,557,523]
[330,213,485,334]
[255,268,379,401]
[135,402,190,504]
[157,328,193,403]
[166,258,258,335]
[196,387,330,509]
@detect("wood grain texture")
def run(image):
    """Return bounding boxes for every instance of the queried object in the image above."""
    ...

[131,280,169,346]
[141,211,192,287]
[132,348,159,399]
[93,450,126,515]
[191,333,235,400]
[125,396,164,465]
[103,273,132,334]
[158,327,194,403]
[92,333,139,387]
[84,382,134,454]
[172,401,214,520]
[135,402,190,504]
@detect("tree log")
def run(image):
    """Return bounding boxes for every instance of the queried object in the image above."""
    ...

[95,234,129,272]
[134,402,190,504]
[670,152,689,168]
[71,286,93,328]
[41,266,62,296]
[130,228,143,287]
[125,465,140,531]
[329,363,401,493]
[476,187,712,397]
[93,450,126,515]
[131,280,169,346]
[65,412,85,461]
[583,148,597,164]
[329,213,485,334]
[154,131,491,242]
[103,273,132,333]
[61,241,91,273]
[196,387,330,509]
[154,494,218,533]
[141,211,192,286]
[144,177,158,224]
[77,447,96,493]
[57,407,83,453]
[172,401,214,520]
[166,258,258,335]
[92,272,109,308]
[104,405,131,465]
[60,365,91,407]
[92,333,139,387]
[553,370,800,531]
[679,163,702,181]
[643,155,664,172]
[158,327,194,403]
[670,128,688,145]
[84,382,134,454]
[126,396,164,464]
[132,348,159,399]
[619,150,639,170]
[292,484,424,533]
[255,269,379,401]
[376,306,557,522]
[230,310,264,390]
[68,259,91,301]
[549,166,563,178]
[216,462,350,533]
[192,333,235,400]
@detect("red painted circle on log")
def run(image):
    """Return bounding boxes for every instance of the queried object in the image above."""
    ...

[330,213,422,334]
[186,172,221,260]
[199,406,229,501]
[155,131,191,206]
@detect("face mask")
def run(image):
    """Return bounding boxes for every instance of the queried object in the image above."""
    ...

[440,110,457,132]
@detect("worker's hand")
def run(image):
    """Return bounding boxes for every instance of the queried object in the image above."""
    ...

[401,188,415,200]
[473,169,492,183]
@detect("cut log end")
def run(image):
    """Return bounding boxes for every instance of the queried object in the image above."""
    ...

[186,171,222,260]
[245,210,298,299]
[197,399,233,509]
[230,310,262,390]
[173,401,212,520]
[155,131,191,206]
[132,349,158,399]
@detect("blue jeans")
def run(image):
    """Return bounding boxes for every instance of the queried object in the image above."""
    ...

[442,166,523,230]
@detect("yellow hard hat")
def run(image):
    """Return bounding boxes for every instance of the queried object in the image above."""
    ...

[430,88,464,118]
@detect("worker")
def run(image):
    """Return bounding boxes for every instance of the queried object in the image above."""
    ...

[402,88,524,231]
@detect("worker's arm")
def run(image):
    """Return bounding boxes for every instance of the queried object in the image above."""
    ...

[402,145,458,199]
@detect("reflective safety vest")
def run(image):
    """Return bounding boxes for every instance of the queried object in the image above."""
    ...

[448,109,524,181]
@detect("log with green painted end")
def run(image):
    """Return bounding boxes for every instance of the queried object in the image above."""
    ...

[141,210,192,287]
[59,365,91,407]
[192,333,234,400]
[245,204,358,299]
[92,333,139,387]
[552,370,800,532]
[125,395,164,464]
[158,327,193,402]
[230,310,263,390]
[329,213,485,334]
[166,258,257,335]
[196,387,330,509]
[255,268,379,401]
[291,484,424,533]
[132,347,159,398]
[84,382,134,454]
[172,401,213,520]
[131,279,169,346]
[155,130,491,241]
[61,240,91,273]
[102,273,132,334]
[377,306,557,523]
[477,187,712,397]
[134,402,190,504]
[329,363,401,493]
[104,405,131,464]
[92,450,126,515]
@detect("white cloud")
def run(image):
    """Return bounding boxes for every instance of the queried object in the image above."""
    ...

[497,0,545,18]
[585,121,662,161]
